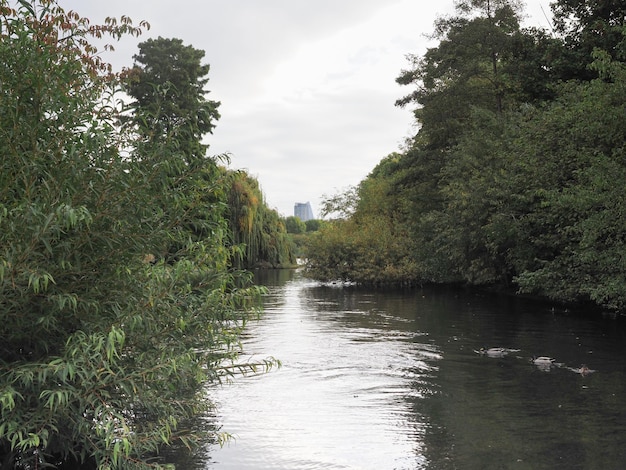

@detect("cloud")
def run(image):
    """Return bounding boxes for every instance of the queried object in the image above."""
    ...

[212,84,412,216]
[59,1,551,216]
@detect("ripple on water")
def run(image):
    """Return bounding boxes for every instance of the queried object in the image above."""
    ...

[203,275,443,469]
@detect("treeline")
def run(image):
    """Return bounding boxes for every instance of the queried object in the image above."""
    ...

[306,0,626,311]
[0,1,290,469]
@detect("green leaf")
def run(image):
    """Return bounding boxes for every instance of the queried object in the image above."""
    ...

[17,0,36,16]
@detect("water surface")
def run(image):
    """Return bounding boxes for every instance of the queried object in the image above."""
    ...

[172,269,626,469]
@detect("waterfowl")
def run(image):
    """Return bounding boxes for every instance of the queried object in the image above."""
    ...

[484,347,506,357]
[475,347,505,357]
[475,347,520,358]
[532,356,555,365]
[531,356,555,371]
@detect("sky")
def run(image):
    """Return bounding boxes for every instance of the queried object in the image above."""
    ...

[61,1,553,218]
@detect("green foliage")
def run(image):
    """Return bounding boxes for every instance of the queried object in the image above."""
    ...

[127,36,221,164]
[319,186,358,219]
[285,216,306,234]
[285,220,325,259]
[0,2,275,468]
[435,107,517,284]
[306,160,418,286]
[551,0,626,80]
[304,221,357,283]
[304,219,322,232]
[306,1,626,312]
[396,0,525,147]
[503,69,626,308]
[227,171,297,268]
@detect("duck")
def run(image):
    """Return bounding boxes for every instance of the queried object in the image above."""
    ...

[475,347,520,358]
[532,356,555,365]
[475,347,506,357]
[531,356,555,371]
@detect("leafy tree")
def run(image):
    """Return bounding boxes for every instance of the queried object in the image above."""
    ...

[396,0,524,148]
[304,220,358,283]
[0,2,270,468]
[127,36,220,165]
[306,159,418,286]
[285,216,306,234]
[385,0,571,286]
[319,186,359,220]
[506,26,561,102]
[305,219,322,232]
[550,0,626,80]
[227,170,296,268]
[126,36,225,263]
[503,57,626,308]
[435,107,521,285]
[304,0,626,312]
[258,206,297,267]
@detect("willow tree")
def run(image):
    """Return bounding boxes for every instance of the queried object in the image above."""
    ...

[0,2,268,469]
[227,170,296,269]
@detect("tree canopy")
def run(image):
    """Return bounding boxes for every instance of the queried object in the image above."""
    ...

[305,0,626,312]
[127,36,221,164]
[551,0,626,80]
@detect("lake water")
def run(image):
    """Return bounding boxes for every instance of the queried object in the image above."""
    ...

[169,269,626,469]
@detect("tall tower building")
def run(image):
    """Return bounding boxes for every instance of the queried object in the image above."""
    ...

[294,202,314,221]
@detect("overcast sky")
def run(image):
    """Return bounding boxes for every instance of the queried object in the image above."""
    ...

[61,1,552,218]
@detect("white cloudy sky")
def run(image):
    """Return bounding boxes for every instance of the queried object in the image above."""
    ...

[61,1,552,217]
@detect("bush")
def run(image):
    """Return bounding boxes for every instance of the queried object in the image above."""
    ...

[0,2,272,468]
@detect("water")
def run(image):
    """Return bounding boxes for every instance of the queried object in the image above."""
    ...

[169,269,626,469]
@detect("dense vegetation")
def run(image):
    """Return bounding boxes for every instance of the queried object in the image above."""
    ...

[126,36,295,270]
[306,0,626,311]
[227,170,298,269]
[0,1,289,468]
[282,216,325,259]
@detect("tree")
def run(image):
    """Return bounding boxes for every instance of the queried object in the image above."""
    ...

[319,186,359,220]
[505,26,560,102]
[127,36,221,165]
[550,0,626,80]
[305,159,419,286]
[504,59,626,308]
[385,0,566,285]
[302,0,626,311]
[435,107,520,285]
[305,219,322,232]
[285,216,306,234]
[0,2,269,468]
[227,170,297,268]
[127,37,224,262]
[396,0,524,149]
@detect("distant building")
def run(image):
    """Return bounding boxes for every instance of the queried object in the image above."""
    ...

[294,202,315,221]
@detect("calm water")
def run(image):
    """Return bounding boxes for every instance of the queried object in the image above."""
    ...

[170,269,626,469]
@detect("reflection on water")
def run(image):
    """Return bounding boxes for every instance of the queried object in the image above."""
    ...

[206,270,432,470]
[168,269,626,469]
